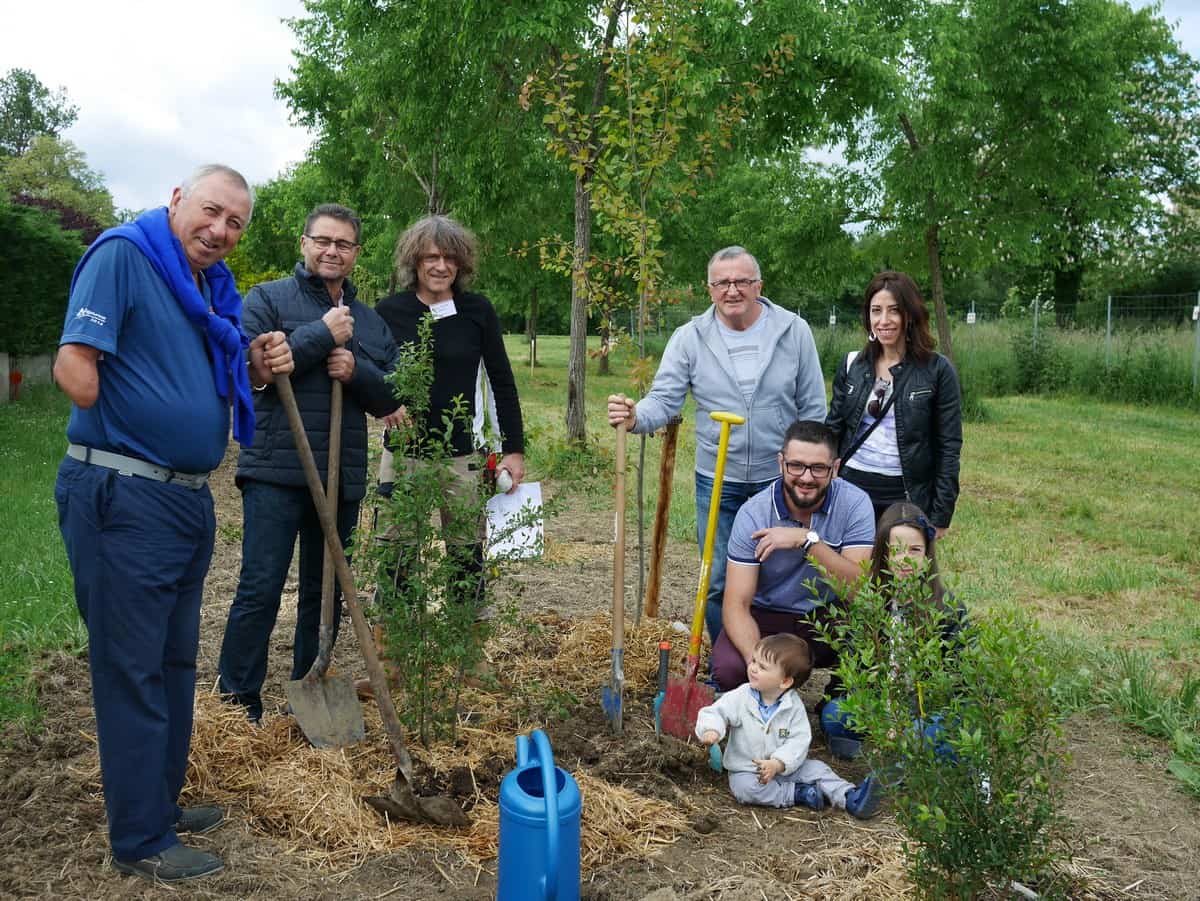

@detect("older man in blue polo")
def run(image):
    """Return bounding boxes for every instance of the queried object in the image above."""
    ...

[711,420,875,693]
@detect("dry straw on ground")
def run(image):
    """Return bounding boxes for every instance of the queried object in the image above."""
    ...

[173,614,690,871]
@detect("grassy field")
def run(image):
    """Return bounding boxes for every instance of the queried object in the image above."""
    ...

[0,385,85,723]
[4,337,1199,787]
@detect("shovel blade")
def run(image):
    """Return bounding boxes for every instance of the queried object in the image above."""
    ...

[364,769,470,828]
[659,676,714,741]
[601,682,624,734]
[285,673,366,749]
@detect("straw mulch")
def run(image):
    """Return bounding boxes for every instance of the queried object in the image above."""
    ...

[172,612,689,872]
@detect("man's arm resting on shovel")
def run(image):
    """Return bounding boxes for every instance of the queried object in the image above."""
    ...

[722,561,761,665]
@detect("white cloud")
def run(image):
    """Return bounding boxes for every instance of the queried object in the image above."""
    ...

[4,1,1196,214]
[1,0,312,211]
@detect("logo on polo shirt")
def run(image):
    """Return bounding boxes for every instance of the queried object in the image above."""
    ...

[75,307,107,327]
[778,728,791,739]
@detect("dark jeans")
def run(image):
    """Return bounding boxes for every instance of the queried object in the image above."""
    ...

[695,472,776,644]
[711,605,840,692]
[218,481,358,720]
[55,458,214,861]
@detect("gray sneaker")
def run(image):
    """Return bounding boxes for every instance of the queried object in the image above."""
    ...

[112,843,224,882]
[176,805,224,835]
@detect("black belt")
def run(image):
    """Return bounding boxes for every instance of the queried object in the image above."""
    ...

[67,444,210,490]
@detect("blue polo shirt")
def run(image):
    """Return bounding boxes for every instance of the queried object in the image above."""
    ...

[60,239,230,473]
[726,478,875,613]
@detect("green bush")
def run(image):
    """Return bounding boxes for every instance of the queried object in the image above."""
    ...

[365,315,542,744]
[1,197,85,357]
[816,579,1069,899]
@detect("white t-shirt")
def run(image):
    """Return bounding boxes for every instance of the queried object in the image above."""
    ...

[716,302,770,405]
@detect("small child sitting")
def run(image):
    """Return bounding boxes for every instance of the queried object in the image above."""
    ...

[695,633,879,817]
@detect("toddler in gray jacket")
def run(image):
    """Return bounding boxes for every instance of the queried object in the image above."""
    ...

[696,634,879,817]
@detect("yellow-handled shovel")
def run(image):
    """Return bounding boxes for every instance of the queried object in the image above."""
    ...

[660,411,744,740]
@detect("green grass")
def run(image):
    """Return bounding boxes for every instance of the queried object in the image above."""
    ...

[0,385,85,725]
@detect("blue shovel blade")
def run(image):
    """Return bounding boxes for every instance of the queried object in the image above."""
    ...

[709,744,724,773]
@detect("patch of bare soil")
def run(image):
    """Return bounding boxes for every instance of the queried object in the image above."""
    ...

[2,446,1199,899]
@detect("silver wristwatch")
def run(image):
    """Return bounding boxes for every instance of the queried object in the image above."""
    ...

[802,530,820,553]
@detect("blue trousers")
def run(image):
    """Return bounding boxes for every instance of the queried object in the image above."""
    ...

[695,472,776,643]
[55,457,214,862]
[218,480,358,720]
[822,696,957,760]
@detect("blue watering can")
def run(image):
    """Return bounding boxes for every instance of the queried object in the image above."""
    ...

[497,730,581,901]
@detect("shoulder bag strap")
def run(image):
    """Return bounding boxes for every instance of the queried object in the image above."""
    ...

[839,385,896,468]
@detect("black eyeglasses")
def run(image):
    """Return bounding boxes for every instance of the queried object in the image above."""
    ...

[305,235,359,253]
[708,278,759,292]
[783,461,832,478]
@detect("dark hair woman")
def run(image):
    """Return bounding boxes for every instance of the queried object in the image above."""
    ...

[825,271,962,537]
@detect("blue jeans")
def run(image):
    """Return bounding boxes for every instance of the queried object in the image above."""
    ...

[695,472,776,643]
[56,458,215,862]
[218,481,358,720]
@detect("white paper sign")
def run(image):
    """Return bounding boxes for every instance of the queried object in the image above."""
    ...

[486,481,543,559]
[429,299,458,319]
[967,311,977,324]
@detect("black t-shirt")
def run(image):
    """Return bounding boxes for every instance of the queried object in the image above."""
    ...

[375,289,524,457]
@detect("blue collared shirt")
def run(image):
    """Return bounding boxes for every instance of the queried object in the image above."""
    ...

[726,478,875,613]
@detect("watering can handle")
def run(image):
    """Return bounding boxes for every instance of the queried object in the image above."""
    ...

[532,729,559,901]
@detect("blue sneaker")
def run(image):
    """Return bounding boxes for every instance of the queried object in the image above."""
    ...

[845,775,881,819]
[793,781,826,811]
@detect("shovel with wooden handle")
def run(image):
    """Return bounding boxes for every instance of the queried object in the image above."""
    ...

[285,376,366,748]
[601,417,627,735]
[659,411,744,741]
[276,372,467,827]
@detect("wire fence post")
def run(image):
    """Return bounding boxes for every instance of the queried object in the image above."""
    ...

[1105,295,1113,369]
[1032,297,1039,351]
[1192,291,1200,394]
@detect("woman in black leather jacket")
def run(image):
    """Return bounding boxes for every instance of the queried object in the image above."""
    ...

[826,272,962,535]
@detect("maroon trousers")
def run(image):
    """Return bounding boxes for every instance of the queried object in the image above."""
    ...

[711,605,840,692]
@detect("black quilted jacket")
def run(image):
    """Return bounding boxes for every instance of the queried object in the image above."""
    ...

[235,264,399,501]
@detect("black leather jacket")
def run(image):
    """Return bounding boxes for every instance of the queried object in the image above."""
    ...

[826,350,962,528]
[236,265,400,501]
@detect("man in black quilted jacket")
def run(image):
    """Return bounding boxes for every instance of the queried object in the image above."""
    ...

[217,203,400,722]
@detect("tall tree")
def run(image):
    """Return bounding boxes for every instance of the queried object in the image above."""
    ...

[0,68,78,158]
[837,0,1200,352]
[0,135,115,226]
[524,0,867,442]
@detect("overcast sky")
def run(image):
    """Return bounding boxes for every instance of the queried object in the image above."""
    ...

[2,1,1197,214]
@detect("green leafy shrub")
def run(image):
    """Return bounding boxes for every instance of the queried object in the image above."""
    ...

[365,314,543,744]
[816,577,1069,899]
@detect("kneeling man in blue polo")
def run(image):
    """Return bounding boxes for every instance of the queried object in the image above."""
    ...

[711,420,875,692]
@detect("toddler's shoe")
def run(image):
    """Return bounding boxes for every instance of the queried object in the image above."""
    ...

[793,781,826,811]
[845,775,881,819]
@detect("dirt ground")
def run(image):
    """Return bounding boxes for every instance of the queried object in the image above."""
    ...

[3,446,1199,900]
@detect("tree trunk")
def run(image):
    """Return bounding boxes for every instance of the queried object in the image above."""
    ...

[924,218,955,366]
[1053,263,1083,327]
[597,319,611,376]
[527,284,538,367]
[566,174,591,445]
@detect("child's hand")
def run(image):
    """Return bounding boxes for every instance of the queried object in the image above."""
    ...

[752,757,784,784]
[701,730,720,746]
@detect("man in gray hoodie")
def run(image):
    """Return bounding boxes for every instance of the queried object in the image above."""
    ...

[607,246,826,642]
